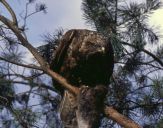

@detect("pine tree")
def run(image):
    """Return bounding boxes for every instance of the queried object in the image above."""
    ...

[0,0,163,127]
[82,0,163,127]
[0,1,61,127]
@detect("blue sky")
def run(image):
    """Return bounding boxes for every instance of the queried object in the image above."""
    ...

[1,0,163,46]
[0,0,91,93]
[0,0,163,121]
[4,0,90,46]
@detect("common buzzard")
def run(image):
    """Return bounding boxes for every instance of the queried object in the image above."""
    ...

[50,29,114,127]
[51,29,114,95]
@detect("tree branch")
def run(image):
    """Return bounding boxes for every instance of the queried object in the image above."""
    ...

[0,56,42,70]
[0,15,49,68]
[0,76,57,94]
[121,41,163,67]
[125,102,163,111]
[105,106,142,128]
[0,7,141,128]
[0,0,18,26]
[0,14,79,95]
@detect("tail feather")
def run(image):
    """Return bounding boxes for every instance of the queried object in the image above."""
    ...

[59,91,77,128]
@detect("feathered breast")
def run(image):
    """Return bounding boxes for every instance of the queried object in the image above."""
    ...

[51,29,114,95]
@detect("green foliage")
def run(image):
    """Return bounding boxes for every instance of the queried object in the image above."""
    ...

[82,0,163,127]
[156,119,163,128]
[152,76,163,98]
[15,108,39,125]
[82,0,117,33]
[0,78,15,107]
[0,0,163,127]
[37,28,64,64]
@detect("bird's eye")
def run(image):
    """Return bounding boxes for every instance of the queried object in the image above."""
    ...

[101,47,105,51]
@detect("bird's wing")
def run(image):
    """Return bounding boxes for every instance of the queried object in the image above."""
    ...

[50,30,76,72]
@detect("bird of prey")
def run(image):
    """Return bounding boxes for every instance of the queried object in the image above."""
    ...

[50,29,114,127]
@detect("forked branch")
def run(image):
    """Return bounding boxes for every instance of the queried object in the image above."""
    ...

[0,3,141,128]
[0,0,18,26]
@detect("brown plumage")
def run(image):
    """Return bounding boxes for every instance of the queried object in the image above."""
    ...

[51,29,114,94]
[50,29,114,127]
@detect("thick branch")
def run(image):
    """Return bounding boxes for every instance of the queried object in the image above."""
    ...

[0,14,79,95]
[0,0,18,26]
[0,11,141,128]
[0,15,48,68]
[105,106,142,128]
[47,69,79,95]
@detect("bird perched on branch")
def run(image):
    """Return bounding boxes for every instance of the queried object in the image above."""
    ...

[51,29,114,94]
[50,29,114,127]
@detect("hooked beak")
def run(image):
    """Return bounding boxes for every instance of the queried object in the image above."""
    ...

[97,46,105,53]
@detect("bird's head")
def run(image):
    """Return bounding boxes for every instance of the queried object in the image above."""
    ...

[78,33,107,57]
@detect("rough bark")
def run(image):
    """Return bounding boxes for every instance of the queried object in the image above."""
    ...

[0,2,142,126]
[105,106,142,128]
